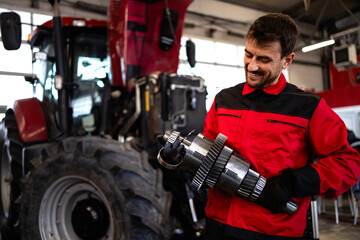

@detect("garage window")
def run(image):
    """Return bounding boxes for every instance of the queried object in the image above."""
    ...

[0,8,51,119]
[178,37,246,110]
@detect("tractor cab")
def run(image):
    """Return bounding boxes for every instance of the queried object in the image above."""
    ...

[29,18,110,134]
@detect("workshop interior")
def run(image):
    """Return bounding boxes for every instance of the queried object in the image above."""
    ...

[0,0,360,239]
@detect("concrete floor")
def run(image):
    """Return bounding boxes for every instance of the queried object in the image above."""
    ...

[317,196,360,240]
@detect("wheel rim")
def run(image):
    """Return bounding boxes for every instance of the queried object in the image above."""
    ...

[0,142,11,218]
[39,175,114,239]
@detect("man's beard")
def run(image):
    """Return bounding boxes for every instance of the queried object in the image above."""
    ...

[245,68,281,89]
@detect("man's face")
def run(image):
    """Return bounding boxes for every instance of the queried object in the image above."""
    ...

[244,38,294,89]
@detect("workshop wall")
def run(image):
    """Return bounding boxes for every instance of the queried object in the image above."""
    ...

[0,0,325,91]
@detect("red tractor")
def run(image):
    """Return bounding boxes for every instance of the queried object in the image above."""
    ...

[0,0,207,239]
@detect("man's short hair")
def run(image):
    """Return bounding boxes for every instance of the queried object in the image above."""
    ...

[246,13,299,58]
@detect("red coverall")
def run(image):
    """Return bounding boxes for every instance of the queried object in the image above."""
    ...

[203,73,360,238]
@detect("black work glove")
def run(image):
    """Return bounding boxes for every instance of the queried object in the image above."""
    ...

[157,135,185,165]
[257,170,295,213]
[256,165,320,214]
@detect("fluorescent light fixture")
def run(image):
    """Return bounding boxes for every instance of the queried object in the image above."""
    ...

[302,39,335,52]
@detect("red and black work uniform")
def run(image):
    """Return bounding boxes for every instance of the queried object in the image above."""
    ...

[203,73,360,239]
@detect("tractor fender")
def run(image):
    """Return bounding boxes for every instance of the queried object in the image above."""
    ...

[13,98,48,142]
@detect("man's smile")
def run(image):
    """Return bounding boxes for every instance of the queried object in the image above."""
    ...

[247,70,265,80]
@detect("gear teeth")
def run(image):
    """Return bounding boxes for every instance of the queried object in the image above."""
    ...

[237,169,260,200]
[191,134,227,190]
[205,146,232,188]
[167,131,180,145]
[250,175,266,202]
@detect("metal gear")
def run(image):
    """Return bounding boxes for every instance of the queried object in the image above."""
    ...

[167,131,180,145]
[157,131,298,215]
[237,169,266,202]
[205,146,232,188]
[191,134,227,190]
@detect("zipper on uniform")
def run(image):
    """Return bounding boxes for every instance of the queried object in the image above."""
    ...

[268,119,306,129]
[218,114,241,118]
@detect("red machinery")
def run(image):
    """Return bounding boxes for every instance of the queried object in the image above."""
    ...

[0,0,208,239]
[317,59,360,108]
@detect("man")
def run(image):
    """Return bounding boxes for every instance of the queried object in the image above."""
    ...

[163,13,360,239]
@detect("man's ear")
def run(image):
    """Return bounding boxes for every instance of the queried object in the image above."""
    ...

[282,53,295,69]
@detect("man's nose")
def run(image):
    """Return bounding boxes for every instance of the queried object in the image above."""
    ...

[247,58,259,71]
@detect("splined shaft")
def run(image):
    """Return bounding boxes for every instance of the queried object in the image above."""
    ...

[157,131,298,215]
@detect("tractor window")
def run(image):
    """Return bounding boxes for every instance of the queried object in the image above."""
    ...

[77,57,109,81]
[32,37,58,102]
[73,31,109,83]
[71,30,109,131]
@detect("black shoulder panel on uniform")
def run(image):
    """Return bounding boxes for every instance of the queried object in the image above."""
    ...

[215,83,246,110]
[215,83,321,120]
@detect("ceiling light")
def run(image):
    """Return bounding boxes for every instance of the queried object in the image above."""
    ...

[301,39,335,52]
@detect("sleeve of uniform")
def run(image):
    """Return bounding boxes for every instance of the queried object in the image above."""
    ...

[309,98,360,198]
[202,98,219,141]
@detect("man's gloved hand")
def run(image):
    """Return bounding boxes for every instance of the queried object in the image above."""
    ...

[256,171,295,213]
[156,135,185,164]
[256,165,320,214]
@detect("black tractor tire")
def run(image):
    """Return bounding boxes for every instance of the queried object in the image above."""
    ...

[0,109,24,240]
[19,136,173,240]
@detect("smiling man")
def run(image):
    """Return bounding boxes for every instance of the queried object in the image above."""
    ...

[200,13,360,239]
[244,39,293,89]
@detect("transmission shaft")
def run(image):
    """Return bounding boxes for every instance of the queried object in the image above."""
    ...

[157,131,298,215]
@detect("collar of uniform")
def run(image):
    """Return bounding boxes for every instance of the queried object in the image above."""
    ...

[242,72,287,95]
